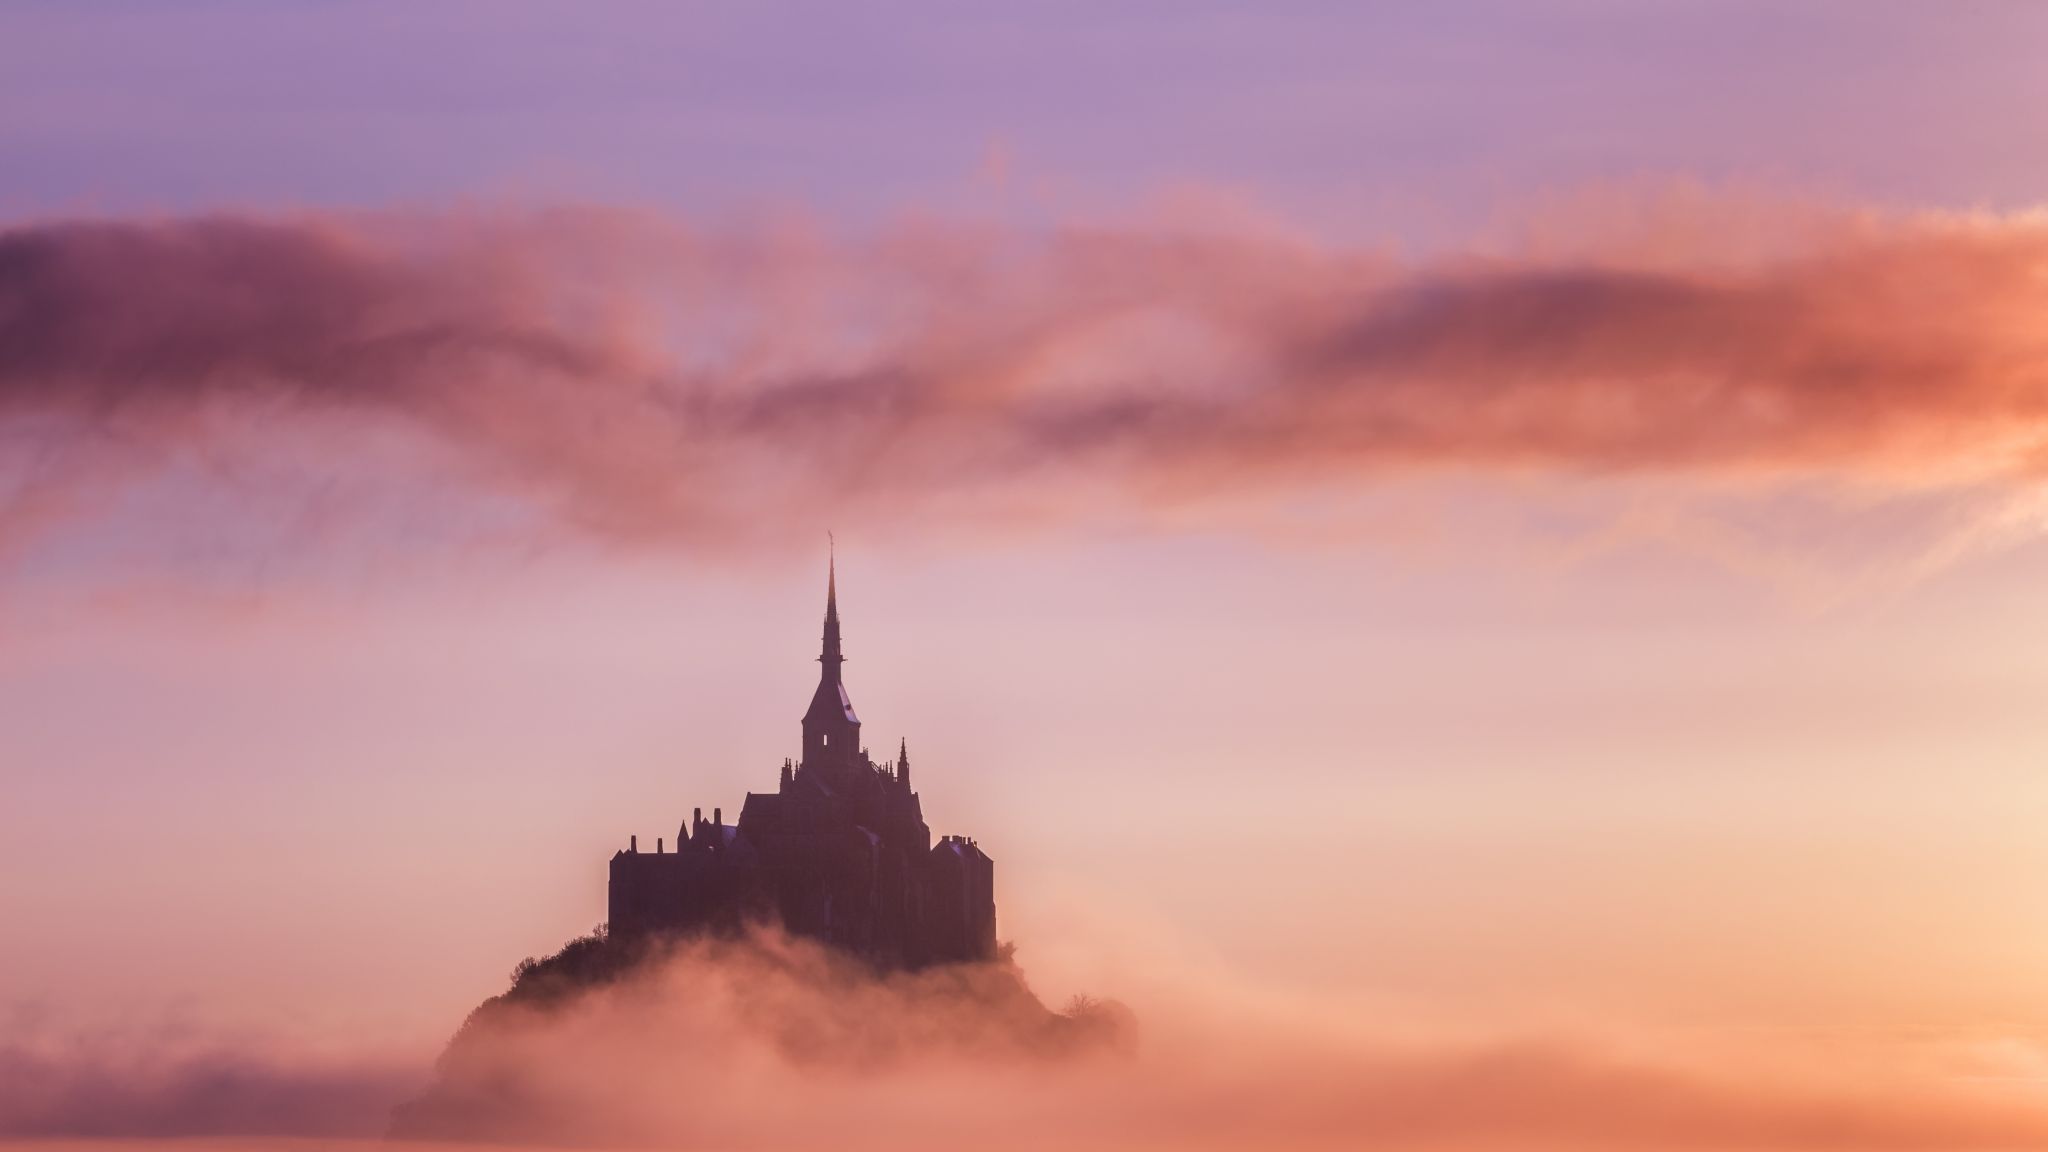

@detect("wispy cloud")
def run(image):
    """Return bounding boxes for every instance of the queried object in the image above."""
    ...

[5,200,2046,566]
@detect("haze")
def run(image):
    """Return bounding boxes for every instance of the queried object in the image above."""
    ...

[6,3,2048,1149]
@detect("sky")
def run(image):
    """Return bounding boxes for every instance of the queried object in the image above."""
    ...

[7,2,2048,1148]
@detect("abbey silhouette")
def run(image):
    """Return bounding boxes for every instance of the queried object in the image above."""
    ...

[607,558,997,967]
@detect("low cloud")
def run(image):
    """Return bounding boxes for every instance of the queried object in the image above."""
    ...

[13,927,2048,1150]
[3,201,2048,567]
[0,1038,416,1139]
[384,927,2048,1150]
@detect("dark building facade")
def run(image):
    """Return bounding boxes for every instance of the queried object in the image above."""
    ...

[607,561,996,967]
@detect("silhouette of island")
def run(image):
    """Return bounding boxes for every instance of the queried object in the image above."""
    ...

[391,558,1127,1143]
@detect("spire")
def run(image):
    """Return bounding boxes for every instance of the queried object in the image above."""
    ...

[802,539,859,768]
[898,737,910,788]
[819,536,843,679]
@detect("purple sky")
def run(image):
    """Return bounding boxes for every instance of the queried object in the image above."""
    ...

[5,1,2047,226]
[8,8,2048,1141]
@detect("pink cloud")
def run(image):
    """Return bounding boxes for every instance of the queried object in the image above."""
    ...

[16,927,2048,1150]
[4,201,2046,561]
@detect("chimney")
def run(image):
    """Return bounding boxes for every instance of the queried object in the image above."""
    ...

[657,837,663,853]
[713,807,722,827]
[630,835,638,853]
[693,807,703,836]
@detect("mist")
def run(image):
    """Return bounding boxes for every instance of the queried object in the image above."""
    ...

[10,925,2048,1151]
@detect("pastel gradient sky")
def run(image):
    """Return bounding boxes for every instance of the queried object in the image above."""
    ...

[7,3,2048,1145]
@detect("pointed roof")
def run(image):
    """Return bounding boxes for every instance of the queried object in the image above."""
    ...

[820,538,843,675]
[806,678,858,725]
[807,549,857,725]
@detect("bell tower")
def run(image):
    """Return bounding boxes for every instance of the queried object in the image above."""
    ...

[801,548,861,776]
